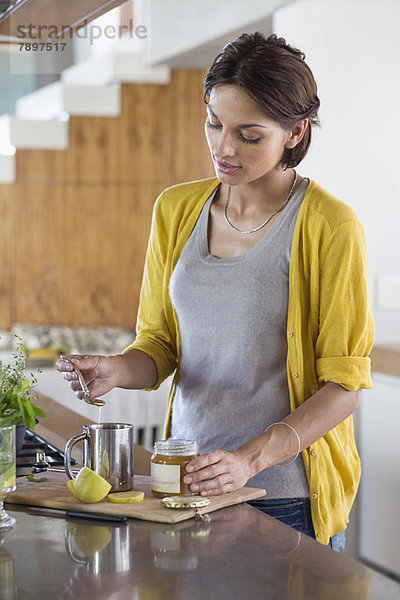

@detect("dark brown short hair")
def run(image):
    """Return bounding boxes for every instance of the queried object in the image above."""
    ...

[203,32,320,170]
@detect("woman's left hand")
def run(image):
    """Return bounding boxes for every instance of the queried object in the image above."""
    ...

[183,449,250,496]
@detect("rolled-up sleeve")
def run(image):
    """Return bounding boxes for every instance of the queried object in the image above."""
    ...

[123,195,178,390]
[315,220,374,391]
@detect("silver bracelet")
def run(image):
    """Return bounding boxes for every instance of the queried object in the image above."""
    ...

[264,421,301,467]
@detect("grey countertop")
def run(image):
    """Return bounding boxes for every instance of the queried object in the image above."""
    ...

[2,501,400,600]
[3,390,399,598]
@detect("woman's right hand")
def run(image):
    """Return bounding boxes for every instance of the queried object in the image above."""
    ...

[56,354,118,400]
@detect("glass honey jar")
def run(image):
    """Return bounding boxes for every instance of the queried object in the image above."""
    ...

[151,439,199,498]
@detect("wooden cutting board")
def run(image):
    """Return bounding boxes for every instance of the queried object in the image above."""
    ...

[6,472,266,523]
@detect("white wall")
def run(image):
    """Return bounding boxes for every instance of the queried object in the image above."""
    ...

[274,0,400,343]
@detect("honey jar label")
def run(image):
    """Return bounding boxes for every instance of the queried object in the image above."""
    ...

[151,463,181,493]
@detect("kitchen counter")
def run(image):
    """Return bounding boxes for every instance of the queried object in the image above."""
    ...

[371,343,400,378]
[2,394,400,598]
[2,501,400,599]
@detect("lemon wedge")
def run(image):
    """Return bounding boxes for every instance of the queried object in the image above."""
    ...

[66,467,111,503]
[107,490,144,504]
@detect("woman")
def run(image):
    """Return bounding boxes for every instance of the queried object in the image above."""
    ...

[57,33,374,550]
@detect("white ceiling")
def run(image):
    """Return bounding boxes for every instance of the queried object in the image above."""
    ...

[149,0,294,68]
[156,15,274,69]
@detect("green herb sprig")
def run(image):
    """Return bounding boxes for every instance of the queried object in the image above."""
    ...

[26,474,48,483]
[0,335,46,429]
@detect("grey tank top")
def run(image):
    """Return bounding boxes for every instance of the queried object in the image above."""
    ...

[169,178,309,498]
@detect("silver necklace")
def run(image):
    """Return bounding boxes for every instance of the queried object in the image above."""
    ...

[224,170,297,234]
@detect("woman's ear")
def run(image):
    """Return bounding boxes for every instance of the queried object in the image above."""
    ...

[285,119,309,149]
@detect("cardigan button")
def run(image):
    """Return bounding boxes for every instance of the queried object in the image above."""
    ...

[311,493,318,500]
[317,532,323,539]
[293,372,299,378]
[288,331,294,338]
[310,449,317,456]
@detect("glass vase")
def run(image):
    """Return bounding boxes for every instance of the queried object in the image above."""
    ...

[0,534,18,599]
[0,425,16,530]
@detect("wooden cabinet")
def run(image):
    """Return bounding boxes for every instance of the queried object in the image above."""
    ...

[0,71,213,330]
[0,0,128,40]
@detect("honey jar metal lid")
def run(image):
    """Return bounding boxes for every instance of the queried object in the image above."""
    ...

[161,496,211,509]
[153,439,198,456]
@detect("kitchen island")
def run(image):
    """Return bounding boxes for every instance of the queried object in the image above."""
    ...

[2,391,400,599]
[2,500,400,599]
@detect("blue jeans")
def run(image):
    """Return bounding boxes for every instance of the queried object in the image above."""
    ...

[248,497,346,552]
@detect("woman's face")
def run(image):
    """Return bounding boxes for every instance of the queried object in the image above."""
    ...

[205,84,295,186]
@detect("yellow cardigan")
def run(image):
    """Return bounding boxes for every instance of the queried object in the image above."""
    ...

[125,177,374,544]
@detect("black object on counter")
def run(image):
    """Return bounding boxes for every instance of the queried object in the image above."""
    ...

[16,429,76,477]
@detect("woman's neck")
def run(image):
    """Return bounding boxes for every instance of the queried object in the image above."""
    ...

[224,169,302,217]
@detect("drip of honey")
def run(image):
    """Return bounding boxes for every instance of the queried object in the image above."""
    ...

[97,406,102,425]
